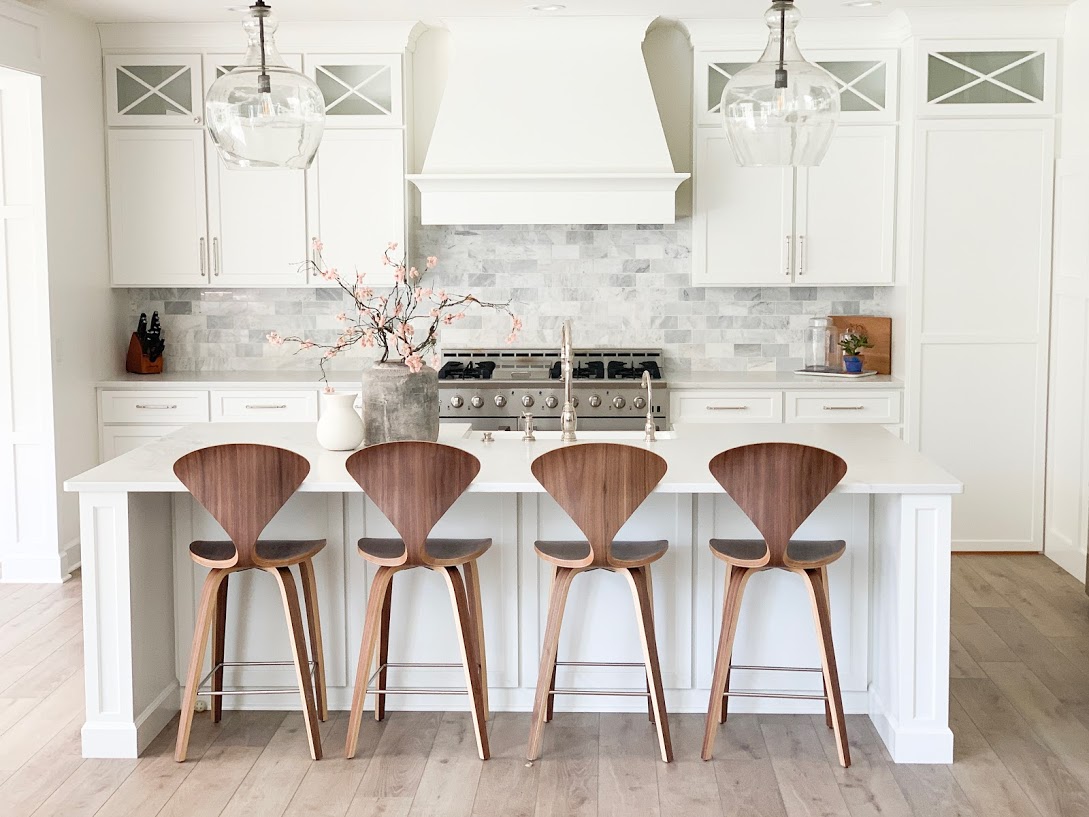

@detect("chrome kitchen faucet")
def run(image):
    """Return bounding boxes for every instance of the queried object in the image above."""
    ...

[559,320,577,442]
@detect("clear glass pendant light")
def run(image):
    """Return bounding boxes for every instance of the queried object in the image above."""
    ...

[721,0,840,167]
[205,1,325,169]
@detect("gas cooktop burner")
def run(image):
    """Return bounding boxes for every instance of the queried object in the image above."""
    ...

[608,361,663,380]
[438,361,496,381]
[548,361,605,380]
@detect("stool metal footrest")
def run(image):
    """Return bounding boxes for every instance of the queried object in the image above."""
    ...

[197,660,318,697]
[549,659,651,698]
[365,661,471,698]
[725,663,828,702]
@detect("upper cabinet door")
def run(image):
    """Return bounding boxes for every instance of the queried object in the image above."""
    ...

[696,49,898,126]
[104,55,203,127]
[306,129,405,288]
[794,125,897,285]
[693,129,794,287]
[305,54,403,127]
[108,129,208,287]
[917,39,1057,117]
[201,55,308,287]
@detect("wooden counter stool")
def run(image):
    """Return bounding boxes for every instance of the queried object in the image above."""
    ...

[527,443,673,763]
[344,441,491,761]
[702,442,851,767]
[172,444,328,762]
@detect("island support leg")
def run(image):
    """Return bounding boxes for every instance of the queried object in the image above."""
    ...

[870,493,954,764]
[78,491,178,758]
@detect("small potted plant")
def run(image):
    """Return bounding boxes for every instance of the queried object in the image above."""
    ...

[838,327,871,374]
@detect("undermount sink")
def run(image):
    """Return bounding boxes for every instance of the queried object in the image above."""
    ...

[470,429,676,441]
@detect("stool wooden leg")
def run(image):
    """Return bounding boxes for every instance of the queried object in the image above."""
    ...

[374,575,393,722]
[645,568,655,724]
[703,565,752,761]
[299,559,328,723]
[719,566,730,725]
[820,566,833,730]
[528,566,578,761]
[440,566,490,760]
[176,568,229,762]
[463,559,489,721]
[347,566,398,759]
[624,566,672,763]
[545,565,558,724]
[270,566,322,761]
[211,573,229,724]
[804,567,850,768]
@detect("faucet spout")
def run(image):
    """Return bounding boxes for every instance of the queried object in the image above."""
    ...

[560,320,577,443]
[642,369,657,443]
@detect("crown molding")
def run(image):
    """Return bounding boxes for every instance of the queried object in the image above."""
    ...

[98,20,420,53]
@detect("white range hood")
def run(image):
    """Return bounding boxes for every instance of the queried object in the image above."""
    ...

[407,17,689,226]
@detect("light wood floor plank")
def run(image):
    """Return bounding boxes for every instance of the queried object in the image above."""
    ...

[2,631,83,700]
[0,669,84,786]
[533,713,599,817]
[952,558,1011,608]
[0,715,86,817]
[977,607,1089,704]
[0,603,83,694]
[808,715,912,817]
[714,759,788,817]
[656,714,723,817]
[950,635,986,680]
[599,711,661,817]
[353,710,443,801]
[220,712,317,817]
[705,713,771,761]
[286,713,378,817]
[966,559,1082,639]
[407,712,484,817]
[887,763,978,817]
[951,676,1089,817]
[760,716,851,817]
[470,713,539,817]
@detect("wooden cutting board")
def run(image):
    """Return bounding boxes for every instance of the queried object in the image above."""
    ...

[831,315,892,375]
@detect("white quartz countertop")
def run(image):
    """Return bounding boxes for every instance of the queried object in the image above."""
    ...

[65,422,960,496]
[669,371,903,390]
[97,370,903,391]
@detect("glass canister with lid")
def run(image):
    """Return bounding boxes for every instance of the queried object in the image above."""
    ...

[802,316,838,373]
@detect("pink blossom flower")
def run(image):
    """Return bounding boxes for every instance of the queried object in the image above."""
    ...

[430,354,441,369]
[336,312,347,322]
[394,302,403,317]
[394,267,405,284]
[414,287,424,300]
[355,287,374,300]
[323,349,337,359]
[429,308,440,318]
[388,241,399,252]
[441,313,455,325]
[301,339,315,350]
[426,256,438,269]
[323,385,335,394]
[408,267,420,281]
[266,331,284,346]
[312,238,324,252]
[421,288,433,298]
[436,289,447,301]
[404,353,424,373]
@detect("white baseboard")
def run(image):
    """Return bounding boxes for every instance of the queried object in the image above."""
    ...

[81,682,179,759]
[60,537,81,576]
[0,551,68,583]
[1045,545,1086,584]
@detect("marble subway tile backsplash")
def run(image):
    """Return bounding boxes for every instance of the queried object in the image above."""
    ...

[117,219,891,375]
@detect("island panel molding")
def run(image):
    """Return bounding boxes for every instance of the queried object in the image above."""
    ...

[66,423,960,762]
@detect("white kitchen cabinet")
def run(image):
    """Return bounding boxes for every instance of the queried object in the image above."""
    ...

[673,391,784,423]
[693,126,895,287]
[104,55,203,127]
[693,130,794,287]
[305,54,403,127]
[306,129,405,287]
[910,118,1054,552]
[671,388,901,426]
[794,126,896,285]
[916,40,1056,118]
[785,390,901,425]
[209,390,318,423]
[107,129,209,286]
[100,425,183,460]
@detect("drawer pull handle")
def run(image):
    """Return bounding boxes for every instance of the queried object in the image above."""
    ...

[245,404,288,410]
[823,405,865,411]
[707,405,748,411]
[135,403,178,410]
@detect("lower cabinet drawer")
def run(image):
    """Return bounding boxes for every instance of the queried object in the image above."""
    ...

[100,425,183,461]
[99,390,210,424]
[785,390,902,424]
[210,390,318,423]
[673,391,783,423]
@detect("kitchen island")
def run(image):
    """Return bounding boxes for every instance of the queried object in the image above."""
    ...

[65,422,960,763]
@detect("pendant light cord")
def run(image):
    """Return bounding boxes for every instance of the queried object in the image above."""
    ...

[775,1,788,89]
[253,0,271,94]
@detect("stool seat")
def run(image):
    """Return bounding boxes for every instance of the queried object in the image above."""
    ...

[534,539,668,568]
[358,537,491,567]
[709,538,845,569]
[190,539,326,568]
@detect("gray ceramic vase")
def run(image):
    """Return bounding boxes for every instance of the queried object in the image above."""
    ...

[360,361,440,446]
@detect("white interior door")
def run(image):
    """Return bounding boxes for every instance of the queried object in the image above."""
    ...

[0,67,59,581]
[306,129,405,288]
[693,129,794,287]
[108,129,208,286]
[795,125,896,285]
[912,119,1054,552]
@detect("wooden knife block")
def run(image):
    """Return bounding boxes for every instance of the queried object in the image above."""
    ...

[125,333,163,375]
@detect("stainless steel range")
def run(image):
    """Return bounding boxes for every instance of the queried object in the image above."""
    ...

[437,348,669,432]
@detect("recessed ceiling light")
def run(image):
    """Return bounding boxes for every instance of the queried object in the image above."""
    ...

[529,4,567,11]
[843,0,882,6]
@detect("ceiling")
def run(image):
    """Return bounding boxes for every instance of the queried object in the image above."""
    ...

[37,0,1070,24]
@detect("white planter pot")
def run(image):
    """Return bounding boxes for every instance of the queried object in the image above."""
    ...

[316,392,365,451]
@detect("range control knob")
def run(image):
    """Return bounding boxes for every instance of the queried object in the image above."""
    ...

[494,394,507,408]
[588,395,602,408]
[633,396,647,410]
[521,394,534,408]
[571,396,580,408]
[612,396,627,409]
[470,396,484,409]
[544,396,559,409]
[450,395,464,409]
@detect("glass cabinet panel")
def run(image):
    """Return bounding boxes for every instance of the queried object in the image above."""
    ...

[305,54,402,126]
[105,55,202,127]
[918,40,1055,116]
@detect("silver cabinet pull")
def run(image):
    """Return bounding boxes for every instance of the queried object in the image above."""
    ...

[135,403,178,410]
[245,404,288,410]
[785,236,791,277]
[823,405,865,411]
[799,235,807,275]
[213,237,220,276]
[199,238,206,276]
[707,405,748,411]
